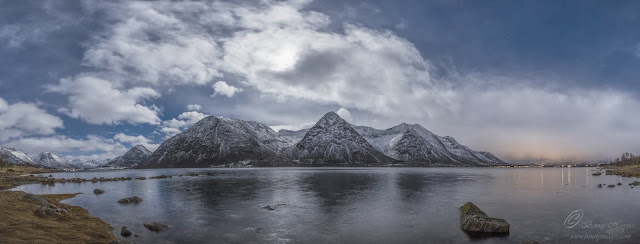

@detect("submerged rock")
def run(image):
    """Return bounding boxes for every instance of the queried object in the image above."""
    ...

[459,202,509,236]
[121,226,132,236]
[117,196,143,204]
[93,189,105,194]
[143,222,169,232]
[263,203,287,211]
[608,185,616,188]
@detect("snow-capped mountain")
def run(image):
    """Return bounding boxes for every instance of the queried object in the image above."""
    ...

[0,147,37,166]
[136,111,507,168]
[282,112,395,165]
[140,116,290,168]
[69,158,110,169]
[107,145,152,167]
[354,123,506,166]
[31,152,72,169]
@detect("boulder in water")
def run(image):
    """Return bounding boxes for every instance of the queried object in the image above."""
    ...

[121,226,132,236]
[459,202,509,236]
[143,222,169,232]
[117,196,143,204]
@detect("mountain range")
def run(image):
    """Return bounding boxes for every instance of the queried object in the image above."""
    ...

[0,147,111,169]
[1,111,507,169]
[138,111,506,168]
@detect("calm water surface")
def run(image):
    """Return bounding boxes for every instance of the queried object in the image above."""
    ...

[11,167,640,243]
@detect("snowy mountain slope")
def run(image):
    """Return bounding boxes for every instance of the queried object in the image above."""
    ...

[354,124,506,166]
[140,116,289,168]
[282,112,395,165]
[107,145,152,167]
[32,152,72,169]
[0,147,37,166]
[277,128,309,146]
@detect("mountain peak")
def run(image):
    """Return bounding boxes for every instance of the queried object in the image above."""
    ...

[282,112,394,165]
[132,145,151,154]
[107,144,153,167]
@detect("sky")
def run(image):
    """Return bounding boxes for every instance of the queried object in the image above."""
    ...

[1,0,639,163]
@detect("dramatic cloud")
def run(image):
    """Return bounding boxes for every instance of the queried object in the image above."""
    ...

[81,1,222,86]
[0,97,64,141]
[78,0,640,161]
[211,81,242,98]
[113,133,159,151]
[3,0,639,162]
[47,75,161,125]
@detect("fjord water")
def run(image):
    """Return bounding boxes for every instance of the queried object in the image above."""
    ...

[12,168,640,243]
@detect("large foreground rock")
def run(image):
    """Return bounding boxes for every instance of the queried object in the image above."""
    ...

[459,202,509,235]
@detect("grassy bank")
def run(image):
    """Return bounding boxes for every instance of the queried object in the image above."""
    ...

[0,164,118,244]
[604,164,640,177]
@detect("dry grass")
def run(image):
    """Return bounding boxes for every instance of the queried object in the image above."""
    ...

[0,165,118,244]
[604,165,640,177]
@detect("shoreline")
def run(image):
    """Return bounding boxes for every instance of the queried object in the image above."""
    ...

[0,165,120,244]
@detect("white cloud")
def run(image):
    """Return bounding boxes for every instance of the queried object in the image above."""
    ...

[0,97,64,141]
[336,108,354,124]
[211,81,242,97]
[186,104,202,111]
[47,75,161,125]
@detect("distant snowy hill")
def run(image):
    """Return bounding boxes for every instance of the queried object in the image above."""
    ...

[69,159,110,169]
[107,145,152,167]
